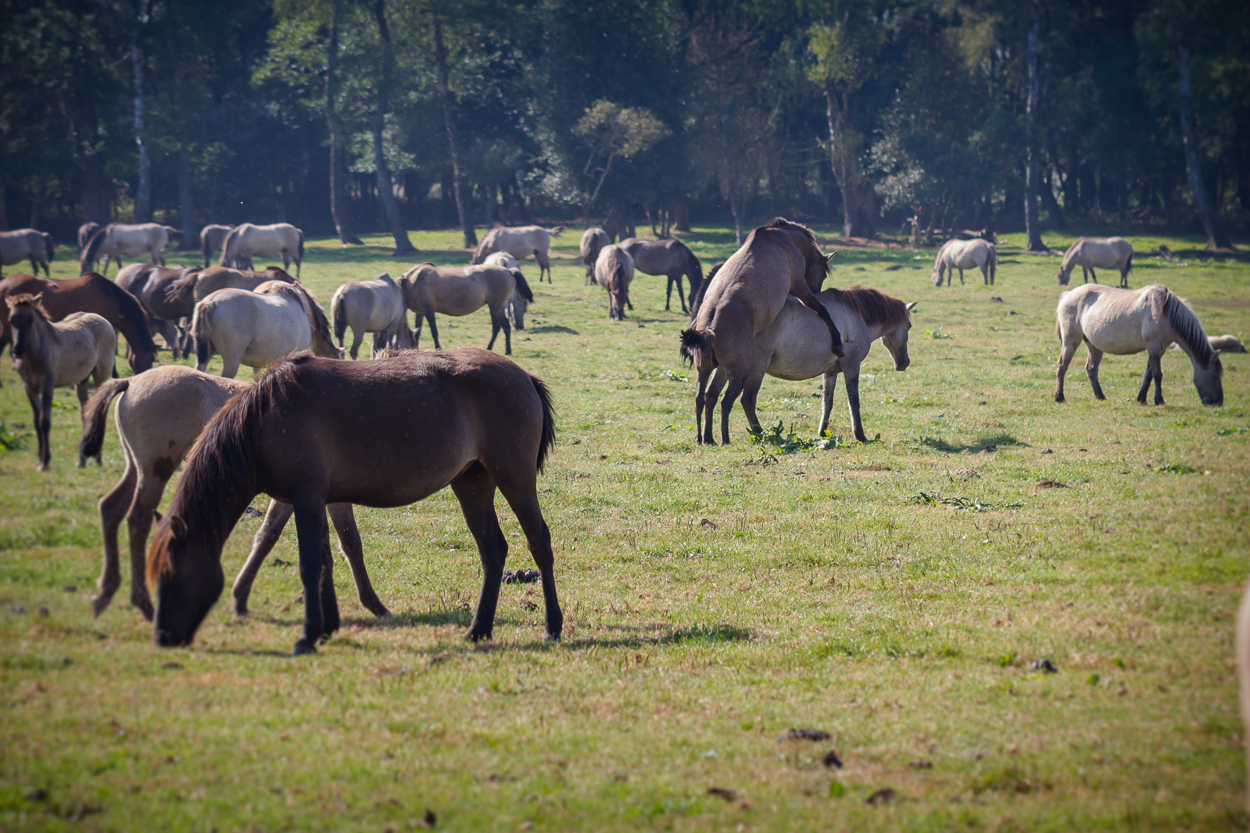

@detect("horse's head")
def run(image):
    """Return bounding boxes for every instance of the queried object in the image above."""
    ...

[6,293,47,359]
[931,268,945,287]
[1057,266,1070,286]
[882,301,918,371]
[1195,352,1224,406]
[149,514,225,647]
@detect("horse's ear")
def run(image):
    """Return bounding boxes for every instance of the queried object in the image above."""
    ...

[377,272,391,281]
[905,302,918,311]
[169,516,187,540]
[825,253,836,265]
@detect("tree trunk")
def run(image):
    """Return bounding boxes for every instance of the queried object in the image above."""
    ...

[130,0,151,224]
[825,85,859,238]
[1178,44,1233,250]
[731,193,745,245]
[326,0,363,245]
[433,16,477,249]
[371,0,415,255]
[174,61,196,248]
[1040,170,1066,230]
[1023,3,1046,252]
[674,199,690,232]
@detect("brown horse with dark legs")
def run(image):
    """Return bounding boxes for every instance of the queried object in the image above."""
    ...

[147,348,561,654]
[680,218,843,445]
[115,263,203,357]
[618,238,703,313]
[0,272,159,373]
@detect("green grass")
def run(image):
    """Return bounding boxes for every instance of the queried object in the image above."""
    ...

[1,225,1248,830]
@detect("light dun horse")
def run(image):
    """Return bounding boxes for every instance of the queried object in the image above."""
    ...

[703,286,915,443]
[199,224,233,268]
[220,223,305,277]
[471,225,563,283]
[330,273,414,359]
[6,294,115,470]
[619,238,703,313]
[0,229,55,277]
[580,227,611,285]
[398,263,532,355]
[932,238,997,287]
[78,365,391,621]
[1057,237,1133,287]
[80,223,179,275]
[192,280,338,378]
[146,349,562,654]
[594,244,633,320]
[483,251,531,330]
[1055,283,1223,406]
[680,218,843,445]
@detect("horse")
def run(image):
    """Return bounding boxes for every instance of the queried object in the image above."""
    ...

[470,225,563,283]
[1058,237,1133,287]
[0,272,159,374]
[593,244,633,320]
[618,238,702,313]
[77,222,101,254]
[397,263,532,355]
[220,223,305,277]
[115,263,202,357]
[199,224,233,268]
[1055,283,1223,406]
[0,229,54,278]
[702,287,915,444]
[679,218,843,445]
[78,364,391,622]
[192,280,338,378]
[80,223,179,275]
[146,348,562,654]
[932,238,996,287]
[580,227,611,285]
[182,265,296,303]
[1208,334,1246,353]
[330,273,414,359]
[5,294,115,470]
[482,252,531,331]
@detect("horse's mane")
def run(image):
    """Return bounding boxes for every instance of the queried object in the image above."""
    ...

[1155,285,1219,370]
[85,273,160,353]
[265,281,337,358]
[80,225,115,271]
[764,217,830,276]
[512,269,534,302]
[219,225,242,265]
[6,293,52,321]
[827,284,911,328]
[163,268,202,305]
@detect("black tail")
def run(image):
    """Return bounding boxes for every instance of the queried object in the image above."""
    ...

[685,247,702,299]
[201,229,213,268]
[332,293,348,347]
[81,225,110,272]
[1126,251,1133,274]
[679,328,715,368]
[42,233,54,263]
[530,373,556,473]
[512,269,533,302]
[79,378,130,461]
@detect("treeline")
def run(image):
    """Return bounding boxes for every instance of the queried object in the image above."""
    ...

[2,0,1247,251]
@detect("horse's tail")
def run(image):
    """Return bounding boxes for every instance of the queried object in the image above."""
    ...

[331,287,348,347]
[81,226,108,272]
[548,226,565,237]
[78,377,129,462]
[297,228,305,262]
[512,269,534,302]
[529,373,556,473]
[988,245,996,284]
[192,303,213,368]
[42,233,54,263]
[685,247,703,298]
[220,226,239,267]
[1125,249,1133,275]
[201,228,214,268]
[679,328,716,369]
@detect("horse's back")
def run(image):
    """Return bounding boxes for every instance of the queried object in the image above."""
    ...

[117,365,248,458]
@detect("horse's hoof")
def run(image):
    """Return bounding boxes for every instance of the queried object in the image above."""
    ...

[90,594,112,617]
[293,640,317,656]
[1054,394,1065,403]
[466,629,493,643]
[545,629,562,642]
[77,459,86,469]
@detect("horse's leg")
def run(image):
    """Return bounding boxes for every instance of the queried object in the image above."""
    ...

[123,465,166,621]
[1089,267,1098,284]
[292,499,329,655]
[790,285,845,358]
[535,250,550,283]
[426,314,440,349]
[819,372,839,435]
[1120,264,1129,288]
[487,313,503,353]
[92,448,138,616]
[450,463,508,642]
[1136,359,1154,404]
[493,467,563,641]
[220,354,241,379]
[232,499,292,616]
[1085,345,1107,400]
[501,313,512,355]
[1150,352,1164,406]
[844,371,867,443]
[676,272,689,314]
[349,328,363,361]
[75,380,91,467]
[718,375,746,445]
[37,384,53,471]
[664,276,674,311]
[318,519,341,637]
[739,365,768,437]
[958,267,965,286]
[1055,339,1078,403]
[327,503,390,618]
[699,368,724,446]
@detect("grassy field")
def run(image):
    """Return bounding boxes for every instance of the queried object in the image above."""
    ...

[1,224,1248,831]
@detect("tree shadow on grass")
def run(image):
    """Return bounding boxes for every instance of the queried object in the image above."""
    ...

[920,433,1030,454]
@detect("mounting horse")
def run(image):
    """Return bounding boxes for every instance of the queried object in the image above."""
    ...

[78,364,391,622]
[483,251,532,331]
[593,244,633,320]
[330,273,414,359]
[618,238,702,313]
[932,238,996,287]
[80,223,179,275]
[0,229,54,277]
[220,223,305,277]
[398,263,531,355]
[1055,283,1222,406]
[192,280,338,378]
[680,218,843,445]
[199,224,233,268]
[471,225,563,283]
[6,294,115,470]
[146,348,562,654]
[703,286,915,443]
[580,227,611,285]
[1057,237,1133,287]
[0,272,158,374]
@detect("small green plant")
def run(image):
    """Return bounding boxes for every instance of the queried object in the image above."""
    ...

[750,421,860,455]
[659,369,688,383]
[1218,425,1248,436]
[925,328,954,339]
[0,422,29,451]
[909,491,1022,512]
[1154,462,1196,474]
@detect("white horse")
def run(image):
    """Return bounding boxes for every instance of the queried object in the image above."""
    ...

[470,225,564,283]
[80,223,178,275]
[483,252,532,330]
[580,227,611,285]
[0,229,55,277]
[703,286,915,443]
[1057,237,1133,287]
[220,223,305,277]
[329,273,414,359]
[192,280,338,377]
[932,238,996,286]
[594,244,634,320]
[1055,283,1223,406]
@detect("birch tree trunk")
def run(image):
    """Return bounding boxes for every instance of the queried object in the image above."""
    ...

[130,0,151,224]
[1179,45,1233,250]
[1023,3,1046,252]
[433,16,477,249]
[326,0,363,245]
[175,61,196,248]
[371,0,416,255]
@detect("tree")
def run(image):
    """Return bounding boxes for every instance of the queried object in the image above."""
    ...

[432,14,476,249]
[1023,2,1046,251]
[326,0,363,245]
[370,0,415,255]
[129,0,152,223]
[1178,44,1233,249]
[571,100,669,229]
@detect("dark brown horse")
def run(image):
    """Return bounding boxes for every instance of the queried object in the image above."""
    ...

[115,263,202,357]
[147,348,562,654]
[0,272,159,373]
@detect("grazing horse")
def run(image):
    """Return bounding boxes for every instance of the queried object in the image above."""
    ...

[703,287,915,444]
[6,294,115,470]
[482,252,531,331]
[397,263,532,355]
[680,218,843,445]
[220,223,305,277]
[180,265,296,303]
[470,225,563,283]
[0,229,55,277]
[593,244,633,320]
[1055,283,1223,406]
[115,263,202,357]
[618,238,702,313]
[78,365,390,621]
[146,349,562,654]
[80,223,178,275]
[192,280,338,378]
[932,238,996,287]
[77,222,102,254]
[0,272,158,374]
[199,224,233,268]
[330,273,414,359]
[580,227,611,285]
[1058,237,1134,287]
